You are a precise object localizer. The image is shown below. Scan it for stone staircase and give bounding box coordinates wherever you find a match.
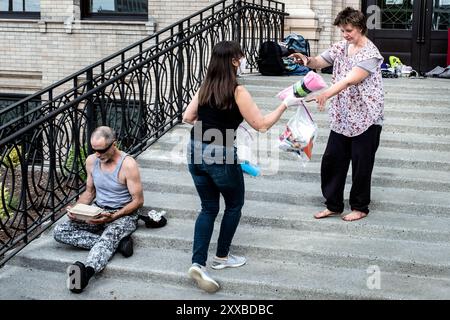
[1,74,449,300]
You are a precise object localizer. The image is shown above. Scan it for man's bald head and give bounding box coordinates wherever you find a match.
[91,126,116,145]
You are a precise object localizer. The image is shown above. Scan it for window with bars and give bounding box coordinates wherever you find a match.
[0,0,40,18]
[81,0,148,20]
[432,0,450,30]
[378,0,414,30]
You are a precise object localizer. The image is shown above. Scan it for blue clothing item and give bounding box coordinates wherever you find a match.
[92,151,132,209]
[187,140,245,266]
[283,58,311,75]
[240,161,261,177]
[283,33,310,56]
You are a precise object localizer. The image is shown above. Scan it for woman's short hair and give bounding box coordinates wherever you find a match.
[333,7,368,35]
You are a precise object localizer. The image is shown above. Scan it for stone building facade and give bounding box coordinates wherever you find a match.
[0,0,360,97]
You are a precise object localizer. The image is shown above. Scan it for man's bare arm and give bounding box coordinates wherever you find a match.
[289,52,331,70]
[110,157,144,220]
[77,155,96,204]
[67,155,96,220]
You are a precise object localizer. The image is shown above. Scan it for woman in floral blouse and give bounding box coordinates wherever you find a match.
[290,7,384,221]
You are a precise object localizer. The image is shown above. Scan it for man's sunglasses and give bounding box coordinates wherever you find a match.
[92,140,115,154]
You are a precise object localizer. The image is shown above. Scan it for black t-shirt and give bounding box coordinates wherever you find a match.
[190,98,243,148]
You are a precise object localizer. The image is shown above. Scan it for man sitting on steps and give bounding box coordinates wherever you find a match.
[53,126,144,293]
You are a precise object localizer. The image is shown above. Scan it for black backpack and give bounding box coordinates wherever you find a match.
[257,41,286,76]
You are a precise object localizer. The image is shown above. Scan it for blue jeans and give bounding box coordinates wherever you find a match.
[187,140,245,267]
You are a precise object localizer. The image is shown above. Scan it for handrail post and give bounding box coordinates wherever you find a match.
[19,102,28,244]
[48,89,56,221]
[86,68,95,154]
[138,44,146,149]
[177,22,184,123]
[235,0,242,44]
[73,76,80,197]
[154,34,161,139]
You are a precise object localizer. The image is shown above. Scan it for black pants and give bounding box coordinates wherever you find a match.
[321,125,382,214]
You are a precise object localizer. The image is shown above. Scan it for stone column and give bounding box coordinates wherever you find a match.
[283,0,321,54]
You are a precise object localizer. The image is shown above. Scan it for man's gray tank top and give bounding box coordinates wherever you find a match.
[92,151,132,209]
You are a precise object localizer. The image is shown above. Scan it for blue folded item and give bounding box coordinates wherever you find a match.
[283,57,310,75]
[240,161,261,177]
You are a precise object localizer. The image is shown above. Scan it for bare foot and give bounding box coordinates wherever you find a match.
[342,210,367,222]
[314,209,339,219]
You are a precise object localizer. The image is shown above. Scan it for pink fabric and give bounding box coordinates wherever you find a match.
[303,71,327,91]
[276,85,294,100]
[328,40,384,137]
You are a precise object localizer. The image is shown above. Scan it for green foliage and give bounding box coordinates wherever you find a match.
[5,146,21,169]
[0,183,10,220]
[66,143,88,182]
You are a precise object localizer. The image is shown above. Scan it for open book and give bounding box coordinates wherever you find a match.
[67,204,103,221]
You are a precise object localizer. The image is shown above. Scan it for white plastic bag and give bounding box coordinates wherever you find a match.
[236,124,261,176]
[279,101,318,165]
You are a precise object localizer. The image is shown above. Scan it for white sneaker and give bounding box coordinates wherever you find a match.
[188,263,220,293]
[211,254,246,270]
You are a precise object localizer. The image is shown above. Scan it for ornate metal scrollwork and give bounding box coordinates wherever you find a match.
[0,0,286,266]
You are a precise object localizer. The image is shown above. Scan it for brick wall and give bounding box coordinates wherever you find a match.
[39,21,148,87]
[149,0,211,30]
[309,0,362,55]
[0,0,225,94]
[310,0,334,55]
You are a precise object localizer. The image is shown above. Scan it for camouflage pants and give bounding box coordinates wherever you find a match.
[53,214,138,273]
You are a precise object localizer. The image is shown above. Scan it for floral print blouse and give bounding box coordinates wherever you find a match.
[327,39,384,137]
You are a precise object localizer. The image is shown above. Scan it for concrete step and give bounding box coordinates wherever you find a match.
[246,85,450,101]
[157,124,450,153]
[241,76,450,107]
[246,86,450,103]
[137,168,450,217]
[152,121,450,155]
[0,264,247,300]
[246,88,450,107]
[140,191,450,244]
[145,139,450,171]
[258,116,450,137]
[137,152,450,193]
[240,74,448,87]
[248,110,450,136]
[252,98,450,122]
[145,133,450,172]
[131,218,450,278]
[7,235,450,300]
[239,74,450,93]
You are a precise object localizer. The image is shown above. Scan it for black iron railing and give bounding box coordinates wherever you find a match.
[0,0,287,266]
